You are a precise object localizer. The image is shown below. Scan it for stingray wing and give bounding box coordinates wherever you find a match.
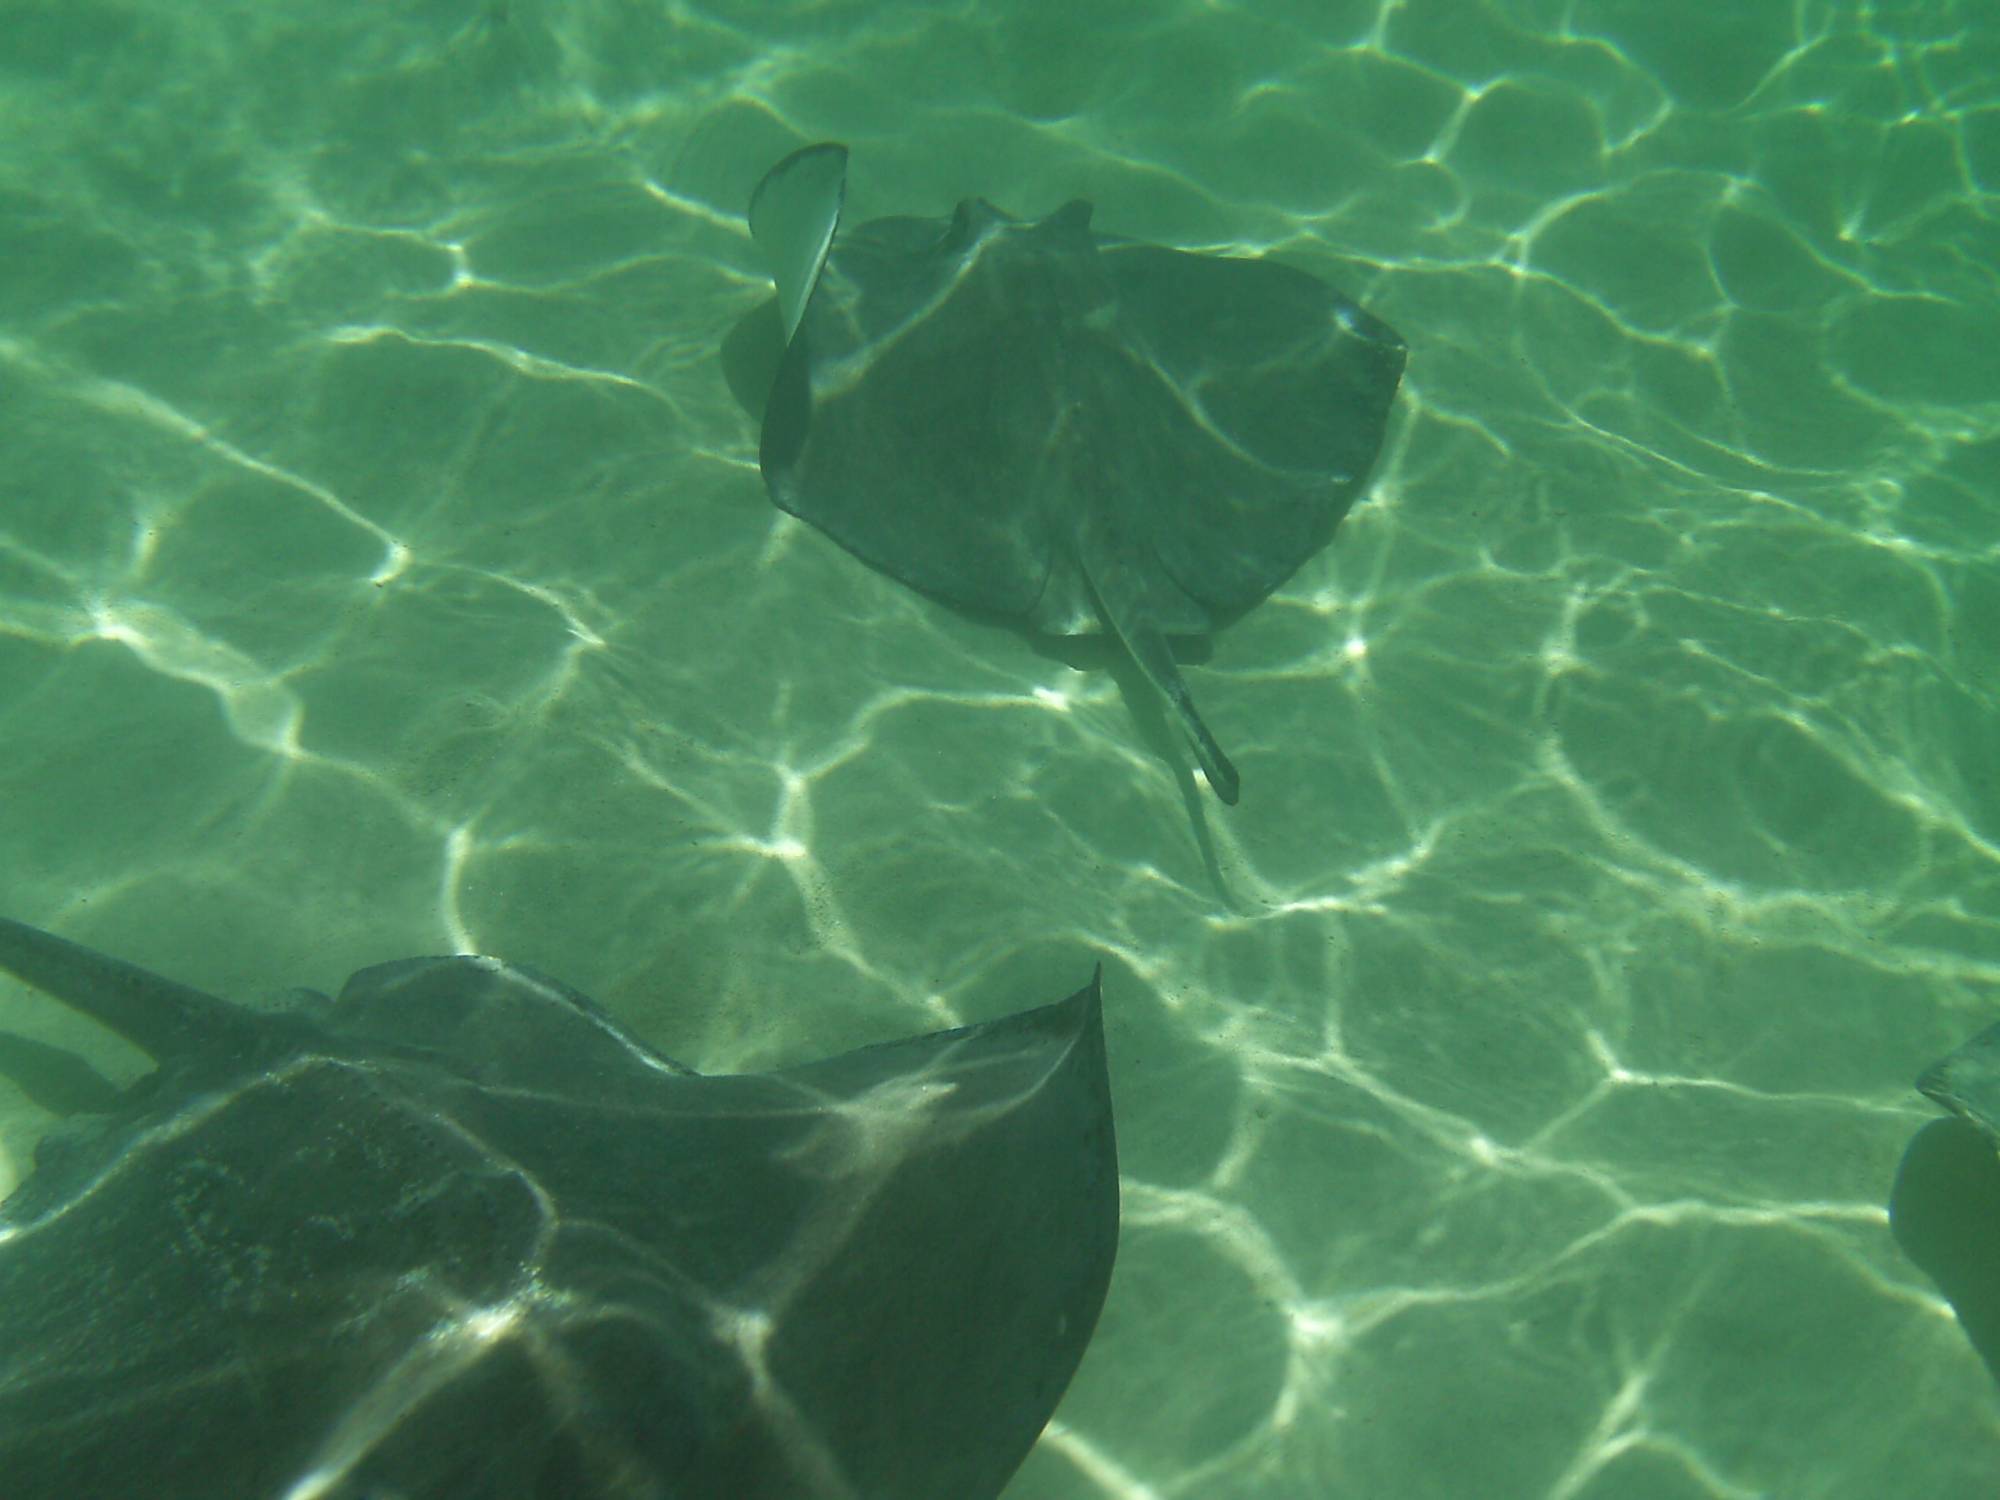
[1093,239,1407,621]
[0,917,1116,1500]
[746,970,1117,1499]
[759,188,1083,621]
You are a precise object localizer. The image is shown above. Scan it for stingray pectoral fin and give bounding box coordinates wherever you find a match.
[1891,1115,2000,1386]
[747,141,848,344]
[0,915,265,1063]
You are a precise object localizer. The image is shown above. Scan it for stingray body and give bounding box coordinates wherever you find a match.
[0,915,1117,1499]
[750,142,1407,803]
[1891,1020,2000,1387]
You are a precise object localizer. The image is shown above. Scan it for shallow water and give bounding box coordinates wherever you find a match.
[2,1,1998,1494]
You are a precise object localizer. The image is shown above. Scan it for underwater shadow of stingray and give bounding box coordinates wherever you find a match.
[726,143,1406,806]
[0,914,1116,1499]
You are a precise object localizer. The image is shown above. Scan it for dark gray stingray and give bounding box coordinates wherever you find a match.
[749,142,1407,804]
[1891,1020,2000,1387]
[0,915,1116,1499]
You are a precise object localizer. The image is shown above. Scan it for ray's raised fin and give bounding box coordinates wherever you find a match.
[749,141,848,343]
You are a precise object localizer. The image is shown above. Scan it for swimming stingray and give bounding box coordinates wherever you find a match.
[0,914,1116,1499]
[748,143,1406,804]
[1892,1019,2000,1388]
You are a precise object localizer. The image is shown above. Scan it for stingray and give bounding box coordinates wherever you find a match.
[0,914,1117,1499]
[748,142,1406,804]
[1891,1019,2000,1388]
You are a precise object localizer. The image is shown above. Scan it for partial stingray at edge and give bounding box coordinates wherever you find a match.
[1892,1019,2000,1389]
[747,142,1407,804]
[0,914,1117,1499]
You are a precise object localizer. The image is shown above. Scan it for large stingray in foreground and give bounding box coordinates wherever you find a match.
[749,142,1407,804]
[0,915,1116,1499]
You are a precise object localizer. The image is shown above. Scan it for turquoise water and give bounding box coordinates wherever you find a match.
[3,0,1998,1494]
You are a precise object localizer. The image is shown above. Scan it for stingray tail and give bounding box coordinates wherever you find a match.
[1120,618,1241,804]
[1080,534,1241,803]
[0,915,264,1063]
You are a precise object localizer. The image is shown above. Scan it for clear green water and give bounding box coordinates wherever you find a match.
[3,0,1998,1495]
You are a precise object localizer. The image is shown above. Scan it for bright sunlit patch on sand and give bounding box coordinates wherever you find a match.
[1287,1303,1346,1345]
[371,542,413,585]
[715,1303,775,1360]
[86,602,308,756]
[459,1303,521,1343]
[1586,1031,1637,1083]
[441,824,479,955]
